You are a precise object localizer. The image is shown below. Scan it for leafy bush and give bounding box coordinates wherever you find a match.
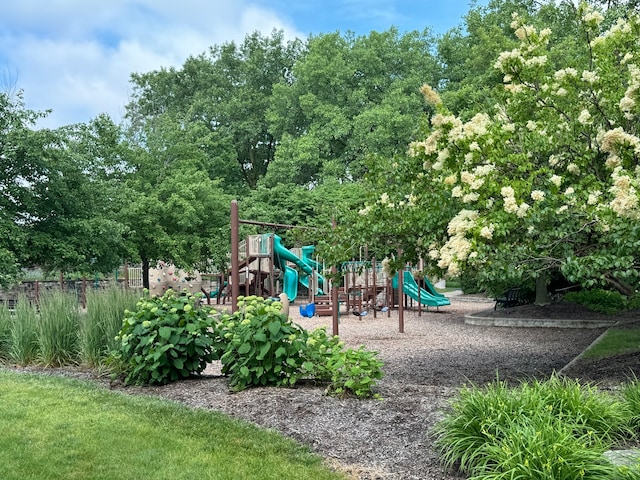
[625,295,640,311]
[213,296,312,391]
[434,375,633,478]
[113,289,217,385]
[564,289,627,314]
[213,295,383,397]
[324,345,384,398]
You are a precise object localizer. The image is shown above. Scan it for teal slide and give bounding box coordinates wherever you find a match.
[273,235,324,302]
[282,266,299,302]
[392,270,451,308]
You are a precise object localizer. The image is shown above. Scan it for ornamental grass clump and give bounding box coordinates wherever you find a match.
[112,289,217,385]
[0,303,11,360]
[36,290,80,366]
[434,375,634,479]
[80,286,139,366]
[621,379,640,431]
[8,295,38,365]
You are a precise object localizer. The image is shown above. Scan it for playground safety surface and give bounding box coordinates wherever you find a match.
[9,295,640,480]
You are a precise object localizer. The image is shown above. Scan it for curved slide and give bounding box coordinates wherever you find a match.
[393,270,451,308]
[273,235,324,302]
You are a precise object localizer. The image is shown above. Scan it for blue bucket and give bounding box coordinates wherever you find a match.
[299,303,316,318]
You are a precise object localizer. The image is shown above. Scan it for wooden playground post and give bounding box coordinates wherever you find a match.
[81,277,87,309]
[231,200,240,313]
[372,257,377,318]
[398,263,405,333]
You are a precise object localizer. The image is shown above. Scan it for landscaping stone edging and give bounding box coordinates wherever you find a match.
[464,313,616,329]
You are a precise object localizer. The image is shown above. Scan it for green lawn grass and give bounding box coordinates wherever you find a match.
[0,369,345,480]
[582,325,640,360]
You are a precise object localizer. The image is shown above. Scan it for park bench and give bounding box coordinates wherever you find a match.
[494,287,522,310]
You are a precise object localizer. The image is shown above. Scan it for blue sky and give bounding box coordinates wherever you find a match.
[0,1,485,129]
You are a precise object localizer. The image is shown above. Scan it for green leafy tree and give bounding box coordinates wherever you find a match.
[121,113,231,288]
[0,93,129,282]
[22,115,133,275]
[265,28,441,187]
[127,30,303,192]
[0,90,43,284]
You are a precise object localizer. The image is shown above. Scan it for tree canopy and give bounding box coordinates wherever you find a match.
[351,2,640,300]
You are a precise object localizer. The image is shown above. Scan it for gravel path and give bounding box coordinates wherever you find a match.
[98,296,606,480]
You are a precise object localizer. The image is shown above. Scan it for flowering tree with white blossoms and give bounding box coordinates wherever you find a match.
[360,4,640,301]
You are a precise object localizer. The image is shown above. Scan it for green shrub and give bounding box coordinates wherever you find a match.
[434,375,633,478]
[565,289,627,314]
[213,295,383,397]
[324,345,384,398]
[625,294,640,311]
[213,296,311,391]
[113,289,217,385]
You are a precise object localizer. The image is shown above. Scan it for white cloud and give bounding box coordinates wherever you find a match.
[0,1,304,128]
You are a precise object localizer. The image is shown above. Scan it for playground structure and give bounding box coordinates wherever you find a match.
[227,233,325,302]
[147,262,203,296]
[228,200,451,334]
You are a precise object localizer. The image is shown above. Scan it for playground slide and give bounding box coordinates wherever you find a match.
[422,276,447,298]
[301,245,325,292]
[282,265,299,303]
[393,271,451,308]
[273,235,323,301]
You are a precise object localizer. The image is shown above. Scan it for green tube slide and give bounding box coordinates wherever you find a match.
[282,266,299,303]
[392,270,450,308]
[273,235,324,302]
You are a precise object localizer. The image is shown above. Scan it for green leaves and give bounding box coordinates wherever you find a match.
[211,295,383,397]
[113,289,217,385]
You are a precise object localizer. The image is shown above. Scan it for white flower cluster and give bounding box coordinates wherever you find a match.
[447,209,479,236]
[550,175,563,187]
[620,64,639,120]
[501,185,518,214]
[581,70,599,84]
[609,167,639,217]
[531,190,545,202]
[480,223,495,240]
[358,205,372,216]
[591,17,633,48]
[554,68,578,81]
[582,9,604,26]
[601,127,640,160]
[578,109,592,125]
[408,129,441,157]
[420,84,442,106]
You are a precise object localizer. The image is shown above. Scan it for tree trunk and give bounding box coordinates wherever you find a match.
[605,276,634,297]
[142,257,150,290]
[534,275,550,306]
